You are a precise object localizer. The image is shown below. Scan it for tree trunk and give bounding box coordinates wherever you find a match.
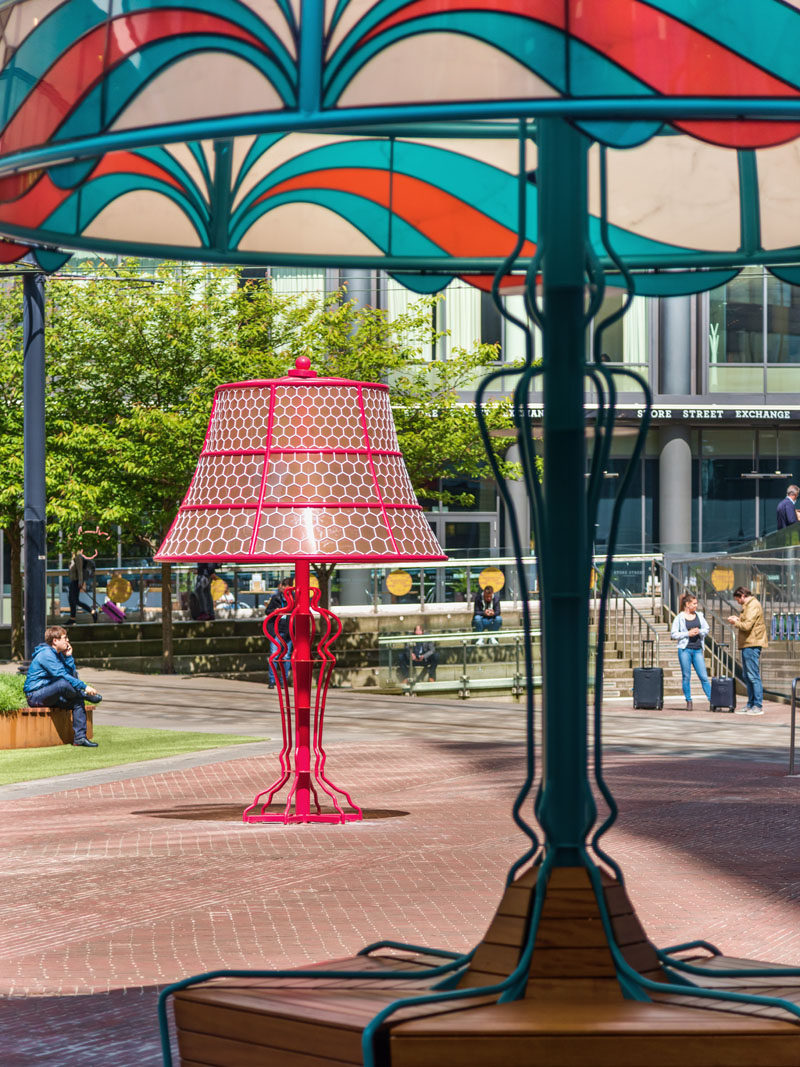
[312,563,336,610]
[7,522,23,660]
[161,560,175,673]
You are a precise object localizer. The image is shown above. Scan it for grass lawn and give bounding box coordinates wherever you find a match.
[0,725,266,785]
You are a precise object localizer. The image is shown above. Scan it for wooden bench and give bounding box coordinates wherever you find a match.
[170,865,800,1065]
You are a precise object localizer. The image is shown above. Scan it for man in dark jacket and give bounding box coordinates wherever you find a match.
[473,584,502,644]
[24,626,102,746]
[777,485,799,530]
[398,624,439,683]
[265,576,293,688]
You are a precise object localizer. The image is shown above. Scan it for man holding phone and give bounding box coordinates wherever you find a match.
[24,625,102,746]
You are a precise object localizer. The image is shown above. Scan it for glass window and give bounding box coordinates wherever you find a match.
[588,290,649,370]
[700,430,757,550]
[440,477,496,512]
[708,268,765,393]
[444,520,491,557]
[766,276,800,364]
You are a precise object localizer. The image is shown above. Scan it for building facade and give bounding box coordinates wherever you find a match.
[266,265,800,560]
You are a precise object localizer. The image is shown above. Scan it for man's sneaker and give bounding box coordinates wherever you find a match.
[475,636,486,646]
[72,738,99,747]
[86,692,102,703]
[489,636,499,645]
[745,706,764,715]
[734,706,753,714]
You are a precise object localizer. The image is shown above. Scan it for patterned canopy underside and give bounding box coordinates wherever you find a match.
[1,2,800,291]
[155,377,446,562]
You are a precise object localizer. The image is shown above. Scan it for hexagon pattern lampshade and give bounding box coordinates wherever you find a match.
[155,358,445,563]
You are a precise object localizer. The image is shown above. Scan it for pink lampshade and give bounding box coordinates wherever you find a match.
[155,357,446,563]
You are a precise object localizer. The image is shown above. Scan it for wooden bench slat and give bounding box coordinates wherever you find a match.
[389,1031,800,1067]
[389,996,800,1034]
[180,1029,360,1067]
[178,986,401,1026]
[176,999,371,1062]
[526,946,618,979]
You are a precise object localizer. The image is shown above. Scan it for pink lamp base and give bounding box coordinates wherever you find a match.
[242,566,363,826]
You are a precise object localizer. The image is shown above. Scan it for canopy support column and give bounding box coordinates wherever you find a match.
[536,119,596,864]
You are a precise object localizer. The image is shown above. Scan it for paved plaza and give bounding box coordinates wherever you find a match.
[0,669,798,1065]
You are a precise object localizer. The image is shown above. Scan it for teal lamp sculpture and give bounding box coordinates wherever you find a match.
[0,2,797,1063]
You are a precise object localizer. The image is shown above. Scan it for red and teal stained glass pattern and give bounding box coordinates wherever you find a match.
[2,2,800,285]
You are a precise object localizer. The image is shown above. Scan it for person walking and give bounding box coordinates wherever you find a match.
[670,592,711,710]
[24,626,102,746]
[265,576,293,688]
[727,586,768,715]
[776,484,800,530]
[472,584,503,645]
[398,624,439,683]
[193,561,217,620]
[68,550,98,624]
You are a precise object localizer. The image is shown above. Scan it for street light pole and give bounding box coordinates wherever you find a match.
[23,270,47,660]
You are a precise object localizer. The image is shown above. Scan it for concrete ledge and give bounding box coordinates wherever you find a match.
[0,707,94,749]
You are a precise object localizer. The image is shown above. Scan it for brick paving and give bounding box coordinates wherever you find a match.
[0,669,798,1065]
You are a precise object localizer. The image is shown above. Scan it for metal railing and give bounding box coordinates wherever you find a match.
[1,552,665,625]
[377,629,535,699]
[593,566,661,668]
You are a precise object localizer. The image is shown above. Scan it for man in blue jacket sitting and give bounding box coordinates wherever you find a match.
[24,626,102,747]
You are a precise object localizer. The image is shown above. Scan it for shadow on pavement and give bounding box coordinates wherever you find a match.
[131,803,410,821]
[0,988,171,1066]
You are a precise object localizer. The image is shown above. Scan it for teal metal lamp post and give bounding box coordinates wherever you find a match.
[2,2,800,1060]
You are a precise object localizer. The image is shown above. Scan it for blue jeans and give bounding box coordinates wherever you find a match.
[741,646,763,708]
[268,637,292,685]
[678,647,711,701]
[25,679,87,742]
[473,615,502,632]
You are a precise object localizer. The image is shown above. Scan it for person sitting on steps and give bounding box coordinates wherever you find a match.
[473,584,503,645]
[398,624,439,684]
[23,626,102,747]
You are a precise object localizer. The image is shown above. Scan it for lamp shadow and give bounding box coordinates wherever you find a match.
[131,803,409,821]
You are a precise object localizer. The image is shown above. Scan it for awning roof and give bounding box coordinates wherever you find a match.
[2,1,800,293]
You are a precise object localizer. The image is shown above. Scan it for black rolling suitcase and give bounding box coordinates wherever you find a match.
[710,646,736,712]
[632,639,663,710]
[710,677,736,712]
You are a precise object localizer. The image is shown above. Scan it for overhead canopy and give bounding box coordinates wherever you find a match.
[2,1,800,292]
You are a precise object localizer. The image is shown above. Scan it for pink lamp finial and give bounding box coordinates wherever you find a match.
[289,355,317,378]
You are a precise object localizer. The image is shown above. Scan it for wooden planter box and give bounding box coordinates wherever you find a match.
[0,707,94,749]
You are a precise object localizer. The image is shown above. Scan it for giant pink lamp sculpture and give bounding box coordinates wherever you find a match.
[155,356,445,824]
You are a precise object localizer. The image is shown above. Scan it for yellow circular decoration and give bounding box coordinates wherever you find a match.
[710,567,734,592]
[106,574,132,604]
[210,576,228,602]
[385,570,413,596]
[478,567,505,593]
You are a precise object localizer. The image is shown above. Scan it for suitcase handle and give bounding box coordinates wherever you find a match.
[641,638,655,669]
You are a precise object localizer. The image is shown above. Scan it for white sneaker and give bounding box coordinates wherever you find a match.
[489,636,499,645]
[476,636,486,646]
[745,706,764,715]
